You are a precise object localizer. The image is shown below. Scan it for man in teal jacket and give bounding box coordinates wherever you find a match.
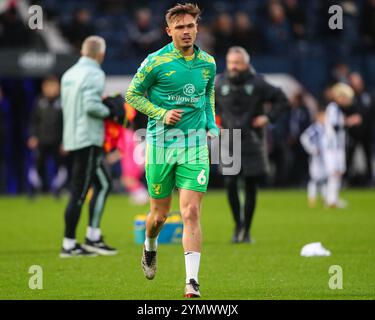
[60,36,117,257]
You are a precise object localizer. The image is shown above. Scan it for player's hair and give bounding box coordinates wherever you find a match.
[227,46,251,65]
[317,103,327,112]
[81,36,106,58]
[331,82,354,100]
[165,3,201,25]
[42,75,59,84]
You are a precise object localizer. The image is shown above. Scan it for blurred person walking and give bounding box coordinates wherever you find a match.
[216,47,289,243]
[27,76,67,197]
[60,36,123,257]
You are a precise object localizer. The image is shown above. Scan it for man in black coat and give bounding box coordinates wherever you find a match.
[346,72,374,185]
[215,46,289,243]
[28,76,66,195]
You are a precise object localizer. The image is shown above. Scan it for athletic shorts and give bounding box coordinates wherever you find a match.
[145,143,210,199]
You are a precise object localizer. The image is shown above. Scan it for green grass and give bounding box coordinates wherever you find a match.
[0,190,374,300]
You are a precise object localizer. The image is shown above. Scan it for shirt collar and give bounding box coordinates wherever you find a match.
[169,42,200,59]
[78,56,101,68]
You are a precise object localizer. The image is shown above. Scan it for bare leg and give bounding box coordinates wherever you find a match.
[179,189,204,252]
[146,196,172,238]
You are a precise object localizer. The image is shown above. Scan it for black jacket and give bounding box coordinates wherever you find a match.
[30,96,63,146]
[215,69,289,177]
[345,91,375,140]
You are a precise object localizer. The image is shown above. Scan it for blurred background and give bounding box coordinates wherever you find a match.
[0,0,374,195]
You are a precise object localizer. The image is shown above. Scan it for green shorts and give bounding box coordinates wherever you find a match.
[145,144,210,199]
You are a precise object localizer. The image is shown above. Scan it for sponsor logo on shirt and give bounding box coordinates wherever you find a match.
[167,84,199,104]
[183,84,195,96]
[165,70,176,76]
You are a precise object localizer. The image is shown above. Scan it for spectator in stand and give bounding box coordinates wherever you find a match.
[283,0,307,40]
[127,8,163,57]
[212,13,234,57]
[97,0,126,15]
[195,23,215,54]
[62,8,95,52]
[264,1,292,54]
[362,0,375,51]
[330,63,351,85]
[232,12,263,55]
[341,0,360,54]
[0,5,32,48]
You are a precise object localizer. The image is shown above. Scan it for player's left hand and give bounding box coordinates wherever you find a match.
[207,127,220,138]
[59,144,68,156]
[252,115,269,128]
[207,131,216,139]
[346,114,362,127]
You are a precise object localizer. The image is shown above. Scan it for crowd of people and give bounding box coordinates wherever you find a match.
[0,61,374,196]
[0,0,375,195]
[1,0,375,59]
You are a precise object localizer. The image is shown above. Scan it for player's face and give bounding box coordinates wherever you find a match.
[317,111,326,124]
[97,51,105,64]
[226,52,249,77]
[42,81,60,98]
[166,14,198,51]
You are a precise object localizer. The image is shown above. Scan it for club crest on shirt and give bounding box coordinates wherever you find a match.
[221,85,230,96]
[152,184,162,195]
[244,85,254,95]
[202,68,210,80]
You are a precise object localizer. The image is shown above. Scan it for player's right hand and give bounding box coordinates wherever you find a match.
[165,109,183,125]
[345,114,362,127]
[27,136,38,150]
[252,115,269,128]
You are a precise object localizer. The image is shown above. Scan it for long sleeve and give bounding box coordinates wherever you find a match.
[82,71,110,119]
[126,56,168,122]
[261,80,289,123]
[300,125,319,155]
[205,63,220,136]
[29,102,39,137]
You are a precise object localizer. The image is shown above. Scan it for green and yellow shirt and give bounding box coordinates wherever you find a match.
[126,42,218,148]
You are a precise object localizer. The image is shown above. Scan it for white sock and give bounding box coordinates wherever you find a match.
[63,238,76,250]
[144,235,158,252]
[86,227,101,242]
[185,252,201,284]
[326,175,341,205]
[307,180,317,200]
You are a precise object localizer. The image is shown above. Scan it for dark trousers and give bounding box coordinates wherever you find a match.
[64,146,111,239]
[346,136,373,184]
[35,144,65,192]
[0,152,5,193]
[225,175,259,236]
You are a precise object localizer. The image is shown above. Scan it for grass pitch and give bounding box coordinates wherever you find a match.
[0,189,374,300]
